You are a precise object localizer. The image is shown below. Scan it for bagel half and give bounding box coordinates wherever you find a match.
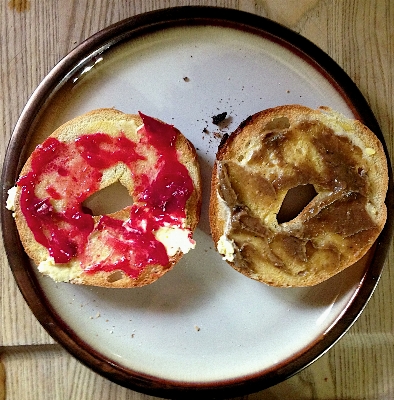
[8,109,201,288]
[209,105,388,287]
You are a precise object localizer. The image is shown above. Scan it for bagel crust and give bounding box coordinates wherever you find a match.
[8,109,201,288]
[210,105,388,287]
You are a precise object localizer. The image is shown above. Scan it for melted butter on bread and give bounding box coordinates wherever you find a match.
[38,257,81,283]
[155,225,195,257]
[217,235,235,262]
[6,186,17,212]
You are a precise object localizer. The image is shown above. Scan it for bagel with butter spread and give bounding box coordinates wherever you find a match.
[209,105,388,287]
[7,109,201,288]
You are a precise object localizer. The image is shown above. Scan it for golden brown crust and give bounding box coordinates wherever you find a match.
[210,105,388,287]
[12,108,201,288]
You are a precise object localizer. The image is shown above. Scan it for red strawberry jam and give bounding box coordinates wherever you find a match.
[17,113,194,278]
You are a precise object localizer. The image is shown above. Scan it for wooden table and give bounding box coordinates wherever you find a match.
[1,1,393,399]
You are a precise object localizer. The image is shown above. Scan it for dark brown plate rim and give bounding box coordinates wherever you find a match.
[1,6,393,399]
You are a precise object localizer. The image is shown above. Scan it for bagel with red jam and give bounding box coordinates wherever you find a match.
[8,109,201,288]
[210,105,388,287]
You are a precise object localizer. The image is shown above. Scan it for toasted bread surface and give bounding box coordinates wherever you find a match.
[11,108,201,288]
[210,105,388,287]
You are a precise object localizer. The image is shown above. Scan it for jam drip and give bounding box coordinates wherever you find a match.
[18,113,194,278]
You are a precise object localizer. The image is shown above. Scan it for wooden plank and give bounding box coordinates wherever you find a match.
[0,0,393,398]
[1,331,393,399]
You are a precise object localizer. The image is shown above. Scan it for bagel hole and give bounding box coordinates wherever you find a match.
[107,271,124,283]
[277,184,317,224]
[264,117,290,130]
[82,182,133,216]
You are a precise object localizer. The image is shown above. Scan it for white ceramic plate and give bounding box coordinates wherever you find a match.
[2,7,392,399]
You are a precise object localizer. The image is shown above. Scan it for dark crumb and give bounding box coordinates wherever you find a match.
[203,127,209,134]
[183,76,190,82]
[213,131,223,139]
[212,112,227,125]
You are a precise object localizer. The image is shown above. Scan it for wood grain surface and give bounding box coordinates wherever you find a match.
[1,0,393,399]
